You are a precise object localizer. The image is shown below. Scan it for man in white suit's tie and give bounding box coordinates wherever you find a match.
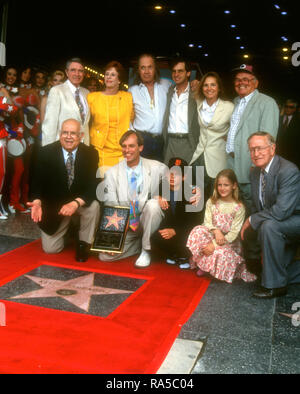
[41,57,90,146]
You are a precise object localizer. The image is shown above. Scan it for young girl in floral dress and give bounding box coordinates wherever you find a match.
[187,169,256,283]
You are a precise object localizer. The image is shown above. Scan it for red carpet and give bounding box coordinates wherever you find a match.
[0,241,210,374]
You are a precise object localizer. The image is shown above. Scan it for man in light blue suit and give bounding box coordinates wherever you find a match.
[226,64,279,212]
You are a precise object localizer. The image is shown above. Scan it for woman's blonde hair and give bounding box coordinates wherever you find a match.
[211,169,242,204]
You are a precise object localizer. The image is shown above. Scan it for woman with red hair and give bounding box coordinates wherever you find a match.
[87,61,134,177]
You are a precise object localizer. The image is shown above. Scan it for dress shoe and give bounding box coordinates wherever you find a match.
[75,241,90,262]
[135,249,151,268]
[253,286,287,299]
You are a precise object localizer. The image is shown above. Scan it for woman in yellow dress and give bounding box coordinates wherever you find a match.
[87,61,134,177]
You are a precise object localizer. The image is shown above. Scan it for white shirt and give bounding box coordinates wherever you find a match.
[126,159,143,200]
[226,90,256,153]
[66,79,88,117]
[200,99,220,126]
[168,83,190,134]
[129,78,172,135]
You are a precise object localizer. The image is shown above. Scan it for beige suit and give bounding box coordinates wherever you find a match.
[41,80,90,146]
[98,157,168,260]
[190,99,234,178]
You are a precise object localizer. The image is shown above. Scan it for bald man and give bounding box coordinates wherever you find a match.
[28,119,100,262]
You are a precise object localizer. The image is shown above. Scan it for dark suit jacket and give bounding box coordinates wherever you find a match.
[250,155,300,231]
[276,113,300,168]
[30,141,99,235]
[162,84,199,159]
[157,182,200,240]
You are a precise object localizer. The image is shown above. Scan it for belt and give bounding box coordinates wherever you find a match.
[168,133,188,139]
[229,152,235,158]
[139,131,162,139]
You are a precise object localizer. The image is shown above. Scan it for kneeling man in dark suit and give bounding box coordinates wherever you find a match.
[241,131,300,299]
[28,118,100,262]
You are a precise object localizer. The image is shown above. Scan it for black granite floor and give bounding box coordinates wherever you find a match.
[0,216,299,374]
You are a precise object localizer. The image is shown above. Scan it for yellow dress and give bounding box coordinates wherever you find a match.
[87,90,134,176]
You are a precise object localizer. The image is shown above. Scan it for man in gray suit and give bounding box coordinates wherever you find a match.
[226,64,279,212]
[241,132,300,299]
[42,57,90,146]
[162,58,199,165]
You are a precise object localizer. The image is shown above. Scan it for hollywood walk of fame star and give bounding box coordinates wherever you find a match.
[105,210,123,230]
[10,273,133,312]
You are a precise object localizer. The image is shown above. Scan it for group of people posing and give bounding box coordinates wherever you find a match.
[1,54,300,300]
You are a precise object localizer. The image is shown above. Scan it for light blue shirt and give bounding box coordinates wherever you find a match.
[226,90,256,153]
[129,78,172,135]
[126,159,143,200]
[62,147,78,164]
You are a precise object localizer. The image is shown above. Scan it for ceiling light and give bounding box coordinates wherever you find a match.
[224,10,230,14]
[154,5,162,10]
[240,46,245,49]
[274,4,280,9]
[180,23,186,28]
[189,44,194,47]
[230,24,236,28]
[169,10,176,14]
[198,45,203,48]
[236,36,241,40]
[282,48,289,52]
[283,56,289,60]
[281,11,287,15]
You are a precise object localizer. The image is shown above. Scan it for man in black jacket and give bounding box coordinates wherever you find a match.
[28,118,100,262]
[151,157,201,268]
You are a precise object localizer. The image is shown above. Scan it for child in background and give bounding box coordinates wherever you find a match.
[187,169,256,283]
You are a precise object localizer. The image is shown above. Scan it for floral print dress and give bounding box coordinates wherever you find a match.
[187,199,257,283]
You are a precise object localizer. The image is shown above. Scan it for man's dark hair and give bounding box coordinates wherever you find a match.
[66,57,85,70]
[119,130,144,146]
[170,57,192,73]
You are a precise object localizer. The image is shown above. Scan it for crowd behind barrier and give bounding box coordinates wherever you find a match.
[0,55,300,299]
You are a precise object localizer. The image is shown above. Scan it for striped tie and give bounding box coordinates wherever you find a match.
[75,88,85,123]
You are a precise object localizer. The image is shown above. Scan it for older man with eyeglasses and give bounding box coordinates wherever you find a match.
[226,64,279,213]
[241,132,300,299]
[28,119,100,262]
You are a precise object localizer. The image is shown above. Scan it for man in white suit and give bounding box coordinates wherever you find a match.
[98,130,168,267]
[42,58,90,146]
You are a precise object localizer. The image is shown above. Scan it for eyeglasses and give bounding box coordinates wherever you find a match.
[234,77,255,84]
[249,145,272,154]
[61,131,80,137]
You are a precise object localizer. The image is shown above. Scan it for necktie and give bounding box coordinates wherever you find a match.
[261,169,266,208]
[129,171,140,231]
[282,116,289,130]
[66,152,74,188]
[75,88,85,123]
